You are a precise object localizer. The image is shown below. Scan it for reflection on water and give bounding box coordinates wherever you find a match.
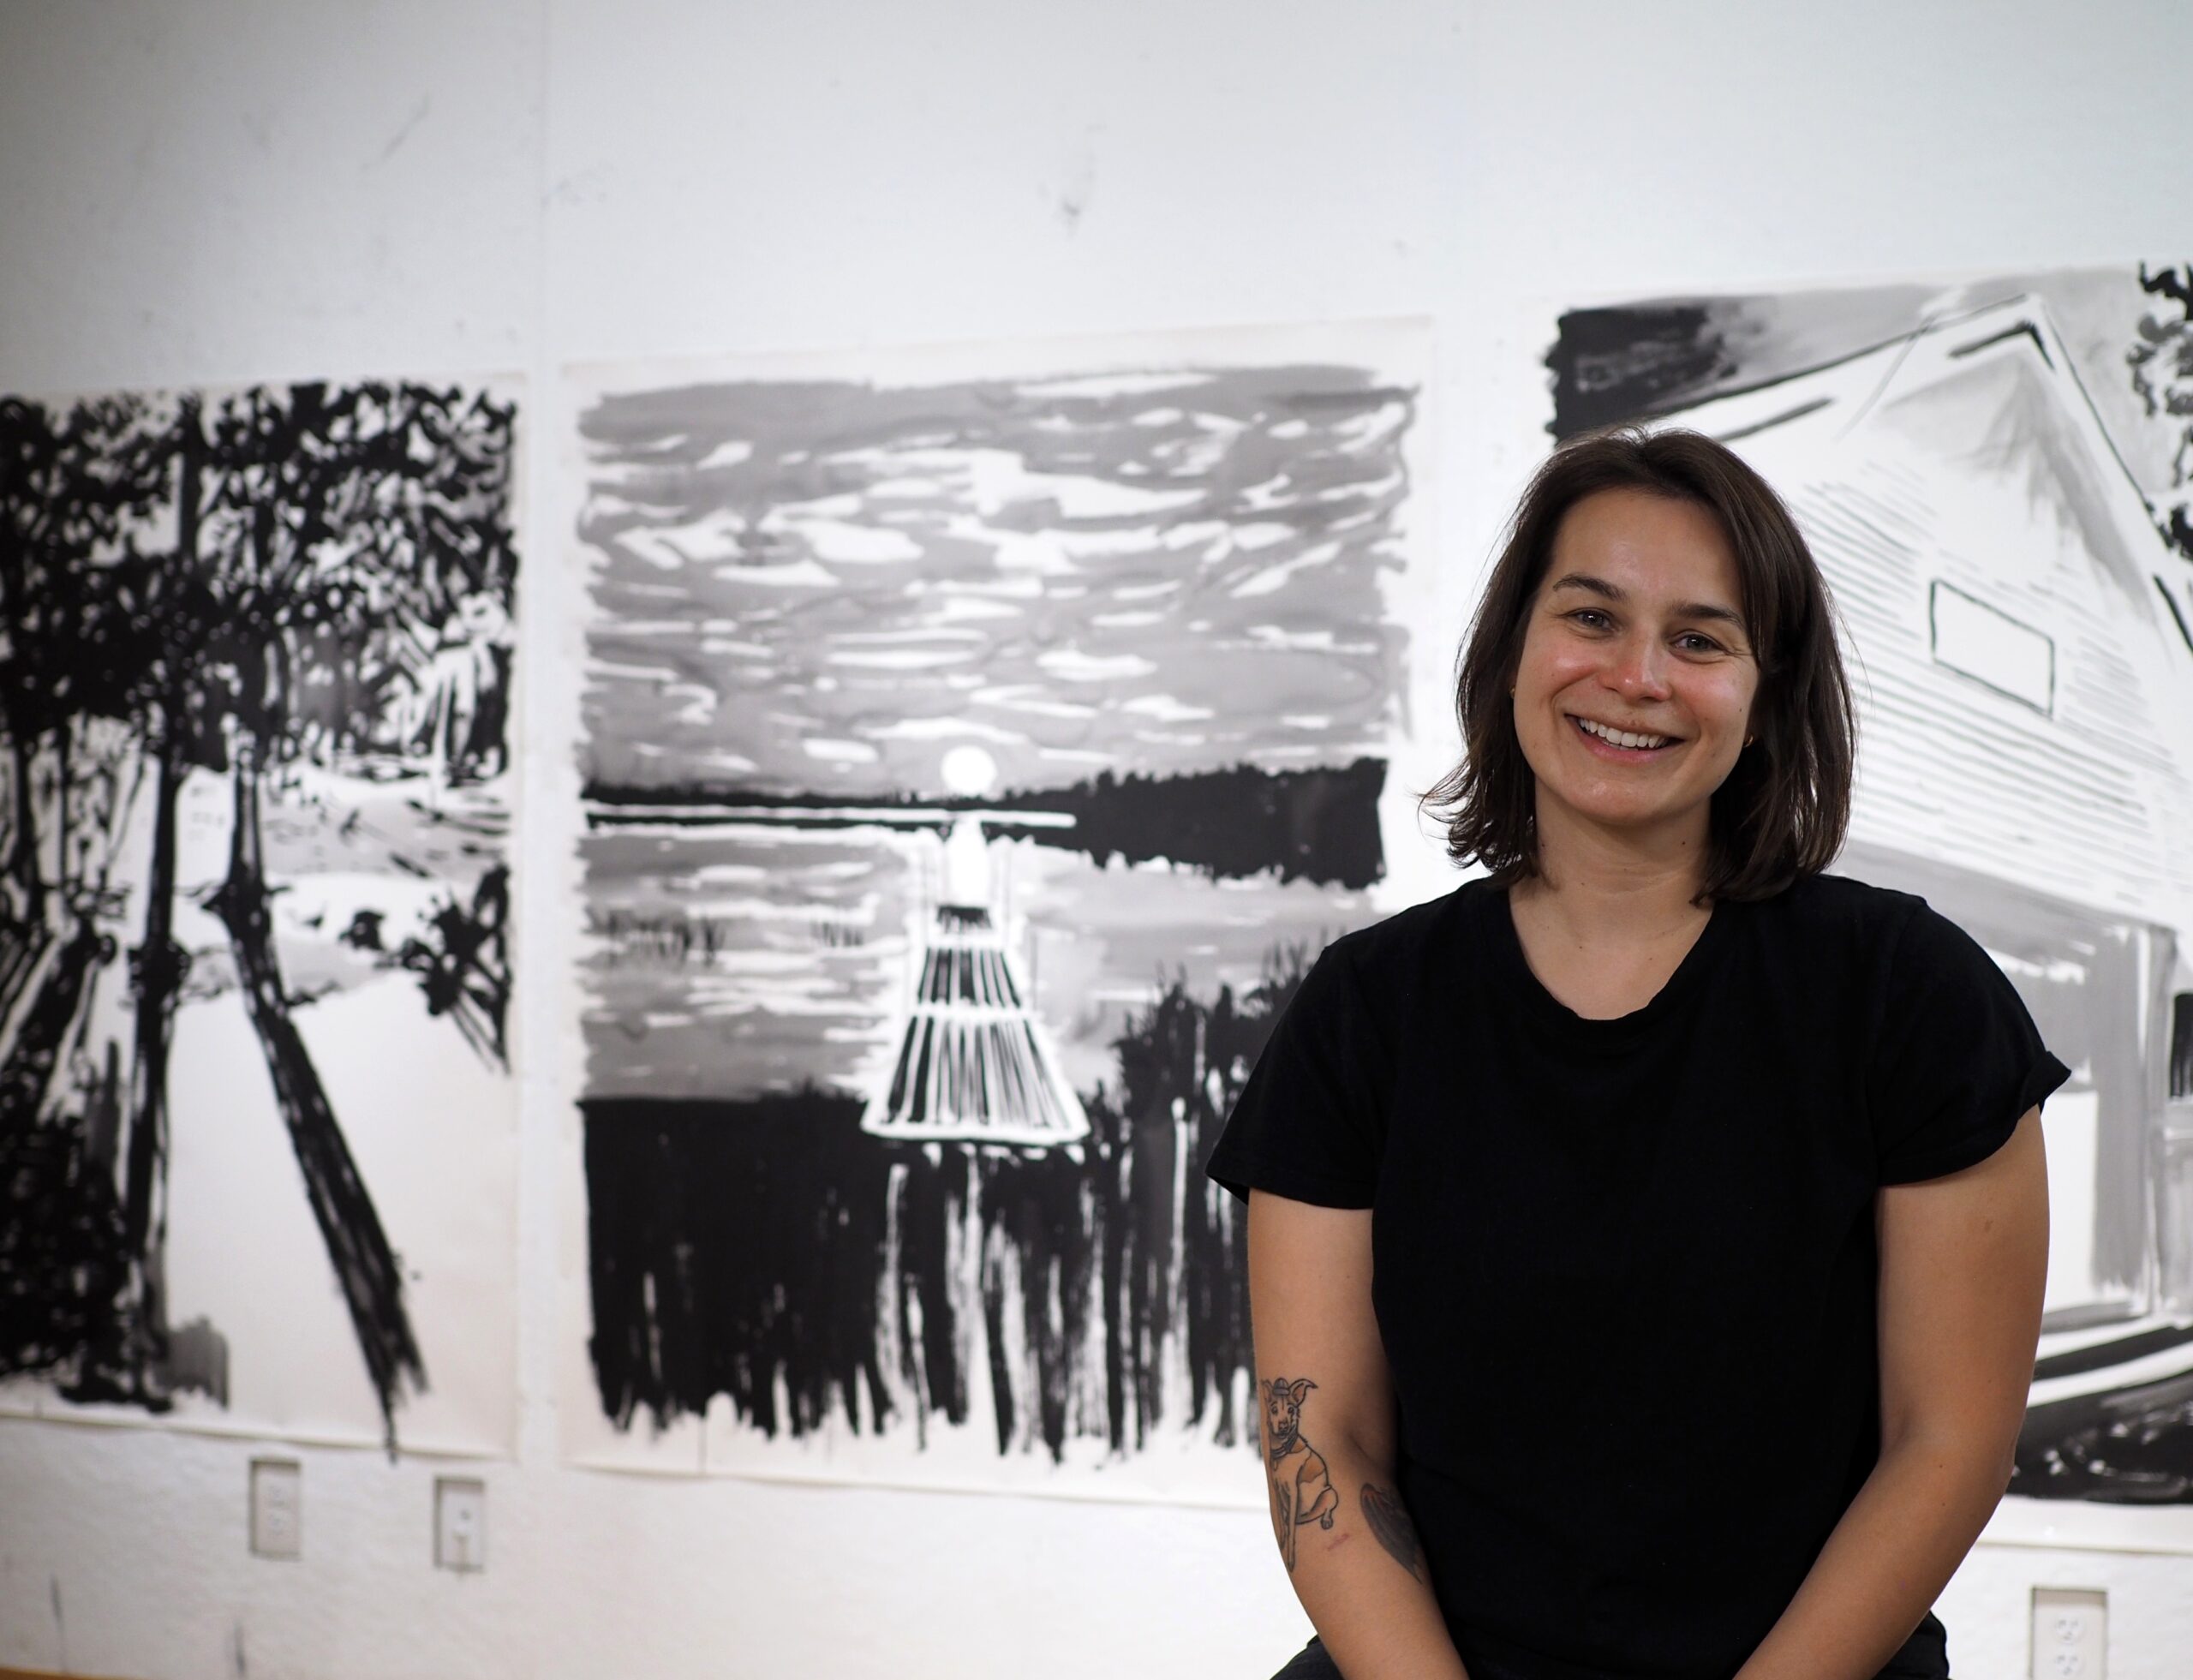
[579,823,1369,1101]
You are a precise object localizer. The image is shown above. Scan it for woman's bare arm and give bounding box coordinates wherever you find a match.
[1734,1106,2050,1680]
[1249,1189,1469,1680]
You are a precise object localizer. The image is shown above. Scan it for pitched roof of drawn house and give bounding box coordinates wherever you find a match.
[1645,295,2193,936]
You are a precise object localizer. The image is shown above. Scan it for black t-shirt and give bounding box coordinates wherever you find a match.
[1207,871,2070,1680]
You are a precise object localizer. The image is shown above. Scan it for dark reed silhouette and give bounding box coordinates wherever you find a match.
[584,948,1314,1462]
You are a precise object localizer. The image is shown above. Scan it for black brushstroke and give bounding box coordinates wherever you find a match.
[997,760,1386,890]
[583,756,1389,890]
[206,746,425,1440]
[583,952,1306,1457]
[2139,262,2193,316]
[394,864,511,1065]
[583,1089,897,1441]
[1545,304,1736,439]
[0,1062,130,1382]
[2166,506,2193,564]
[2154,577,2193,656]
[2130,263,2193,558]
[1545,296,1981,442]
[2171,992,2192,1102]
[0,924,112,1122]
[1948,321,2054,369]
[116,721,191,1386]
[1713,398,1835,445]
[2033,1322,2193,1382]
[2013,1370,2193,1503]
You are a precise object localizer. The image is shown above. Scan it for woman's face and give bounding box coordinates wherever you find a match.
[1510,487,1760,857]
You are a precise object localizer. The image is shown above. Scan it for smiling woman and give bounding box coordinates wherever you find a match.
[1513,488,1760,857]
[1425,427,1855,907]
[1208,427,2065,1680]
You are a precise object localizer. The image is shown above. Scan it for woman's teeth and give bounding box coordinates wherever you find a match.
[1574,717,1672,750]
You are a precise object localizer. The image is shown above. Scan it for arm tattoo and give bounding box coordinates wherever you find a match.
[1359,1481,1425,1582]
[1262,1377,1341,1573]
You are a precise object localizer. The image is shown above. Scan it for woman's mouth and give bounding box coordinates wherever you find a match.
[1569,714,1678,755]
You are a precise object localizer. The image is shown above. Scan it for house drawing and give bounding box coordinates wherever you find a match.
[1641,296,2193,1416]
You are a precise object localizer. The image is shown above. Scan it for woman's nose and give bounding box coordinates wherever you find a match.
[1605,635,1672,699]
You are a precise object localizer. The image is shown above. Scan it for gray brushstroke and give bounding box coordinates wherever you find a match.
[577,365,1413,799]
[1871,332,2159,613]
[1844,841,2152,1297]
[370,94,432,167]
[159,1315,231,1405]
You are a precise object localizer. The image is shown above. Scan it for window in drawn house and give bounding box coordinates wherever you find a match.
[1929,580,2054,714]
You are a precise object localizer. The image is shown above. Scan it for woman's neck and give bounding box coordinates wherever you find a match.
[1517,803,1712,945]
[1506,808,1717,1019]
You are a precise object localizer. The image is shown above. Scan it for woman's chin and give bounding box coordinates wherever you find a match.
[1542,793,1710,846]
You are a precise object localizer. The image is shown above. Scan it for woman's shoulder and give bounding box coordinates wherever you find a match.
[1320,875,1490,978]
[1757,868,1932,941]
[1751,871,2007,1002]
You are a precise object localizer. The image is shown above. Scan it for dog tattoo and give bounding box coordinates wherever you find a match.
[1263,1376,1341,1572]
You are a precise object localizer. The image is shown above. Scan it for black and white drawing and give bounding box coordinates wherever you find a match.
[1540,265,2193,1542]
[0,378,521,1451]
[565,326,1430,1494]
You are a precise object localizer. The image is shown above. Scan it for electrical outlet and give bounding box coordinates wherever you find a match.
[2030,1586,2106,1680]
[434,1476,486,1573]
[249,1458,302,1560]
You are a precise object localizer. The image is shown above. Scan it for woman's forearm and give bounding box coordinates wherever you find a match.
[1268,1426,1470,1680]
[1733,1432,2011,1680]
[1246,1197,1467,1677]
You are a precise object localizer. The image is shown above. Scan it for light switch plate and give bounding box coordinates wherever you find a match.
[2031,1586,2106,1679]
[249,1458,302,1560]
[434,1476,486,1572]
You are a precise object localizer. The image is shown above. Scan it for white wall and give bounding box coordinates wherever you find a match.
[3,2,2191,1675]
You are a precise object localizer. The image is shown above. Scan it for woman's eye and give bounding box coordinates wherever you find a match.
[1676,632,1722,654]
[1568,609,1611,630]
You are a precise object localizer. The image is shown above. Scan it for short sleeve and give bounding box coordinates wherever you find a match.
[1868,900,2071,1185]
[1204,941,1387,1208]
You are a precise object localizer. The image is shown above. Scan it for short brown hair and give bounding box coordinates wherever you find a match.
[1418,426,1854,903]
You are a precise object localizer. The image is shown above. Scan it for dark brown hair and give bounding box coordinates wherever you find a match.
[1418,426,1854,902]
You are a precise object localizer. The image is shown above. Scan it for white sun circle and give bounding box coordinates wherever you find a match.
[940,744,998,798]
